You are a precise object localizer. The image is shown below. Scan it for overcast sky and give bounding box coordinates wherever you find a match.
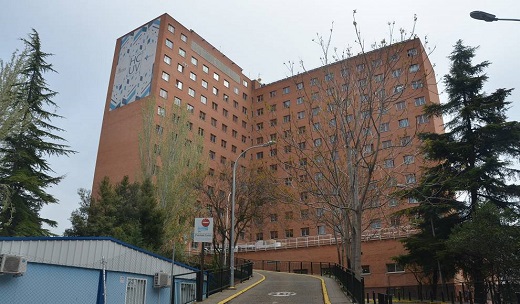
[2,0,519,235]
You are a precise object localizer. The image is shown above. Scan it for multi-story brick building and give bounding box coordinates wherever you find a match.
[93,13,443,290]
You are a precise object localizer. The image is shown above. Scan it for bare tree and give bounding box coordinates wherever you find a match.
[139,97,207,257]
[199,162,292,267]
[255,13,439,278]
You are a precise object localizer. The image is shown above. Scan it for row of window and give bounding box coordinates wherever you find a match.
[361,263,405,275]
[255,225,326,240]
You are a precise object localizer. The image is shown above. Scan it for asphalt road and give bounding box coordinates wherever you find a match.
[228,270,325,304]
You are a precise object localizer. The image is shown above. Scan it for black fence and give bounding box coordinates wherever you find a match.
[330,264,365,304]
[172,261,254,303]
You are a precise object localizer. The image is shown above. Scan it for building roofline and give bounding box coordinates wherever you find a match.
[0,236,197,271]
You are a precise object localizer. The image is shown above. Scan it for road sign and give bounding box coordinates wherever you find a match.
[194,218,214,243]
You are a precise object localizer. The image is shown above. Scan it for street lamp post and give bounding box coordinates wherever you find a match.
[229,140,275,288]
[470,11,520,22]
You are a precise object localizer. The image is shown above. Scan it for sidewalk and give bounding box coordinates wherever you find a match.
[200,271,353,304]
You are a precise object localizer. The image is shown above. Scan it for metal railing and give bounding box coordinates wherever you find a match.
[330,264,365,304]
[233,227,419,253]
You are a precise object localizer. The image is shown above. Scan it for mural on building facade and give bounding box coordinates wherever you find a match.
[110,18,160,110]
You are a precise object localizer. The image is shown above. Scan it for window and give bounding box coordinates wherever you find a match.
[269,213,278,222]
[391,69,402,78]
[233,115,238,123]
[187,104,194,113]
[157,106,165,117]
[164,55,171,65]
[189,72,196,81]
[407,48,418,57]
[180,33,187,42]
[382,140,392,149]
[314,138,322,147]
[386,263,405,273]
[416,114,429,124]
[380,122,390,132]
[159,89,168,99]
[393,85,405,94]
[201,79,208,89]
[398,118,409,128]
[297,111,305,120]
[202,65,209,73]
[362,265,371,274]
[389,198,398,207]
[363,144,373,154]
[176,80,183,90]
[325,73,334,81]
[188,88,195,97]
[209,134,216,143]
[370,219,382,229]
[220,156,226,164]
[256,122,263,130]
[298,141,306,150]
[256,108,264,116]
[126,278,146,304]
[285,229,294,238]
[283,115,291,123]
[222,124,228,132]
[409,64,419,73]
[358,78,367,87]
[223,79,229,88]
[234,87,239,94]
[389,53,399,62]
[178,48,186,57]
[301,227,310,236]
[198,127,204,136]
[210,117,217,127]
[270,119,277,127]
[241,120,247,129]
[232,130,237,138]
[310,77,318,86]
[414,96,426,106]
[412,80,423,89]
[270,148,277,157]
[313,122,321,131]
[284,145,291,153]
[213,72,219,81]
[242,80,248,87]
[296,82,304,90]
[296,97,304,105]
[282,86,290,94]
[372,58,382,67]
[270,231,278,239]
[356,63,365,72]
[190,56,197,65]
[374,73,384,82]
[156,124,163,135]
[211,102,218,111]
[198,96,206,106]
[174,96,181,106]
[212,87,218,96]
[283,100,290,108]
[408,197,418,204]
[242,106,247,114]
[400,136,411,146]
[221,140,227,148]
[384,159,395,168]
[167,24,175,33]
[396,101,406,110]
[405,173,416,184]
[404,155,415,164]
[318,225,326,235]
[241,135,246,143]
[162,71,170,81]
[165,39,173,49]
[222,108,228,117]
[256,233,263,241]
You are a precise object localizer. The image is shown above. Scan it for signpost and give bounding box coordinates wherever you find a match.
[194,218,213,301]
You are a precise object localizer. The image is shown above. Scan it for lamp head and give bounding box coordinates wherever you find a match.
[470,11,498,22]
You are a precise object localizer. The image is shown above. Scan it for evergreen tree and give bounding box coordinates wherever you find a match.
[65,177,165,254]
[398,40,520,304]
[0,30,75,236]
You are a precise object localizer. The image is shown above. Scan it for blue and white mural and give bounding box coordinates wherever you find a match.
[110,18,160,110]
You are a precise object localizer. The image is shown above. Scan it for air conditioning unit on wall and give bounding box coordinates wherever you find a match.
[0,254,27,275]
[153,272,171,288]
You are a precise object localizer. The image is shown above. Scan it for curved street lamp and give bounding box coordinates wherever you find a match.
[229,140,276,288]
[470,11,520,22]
